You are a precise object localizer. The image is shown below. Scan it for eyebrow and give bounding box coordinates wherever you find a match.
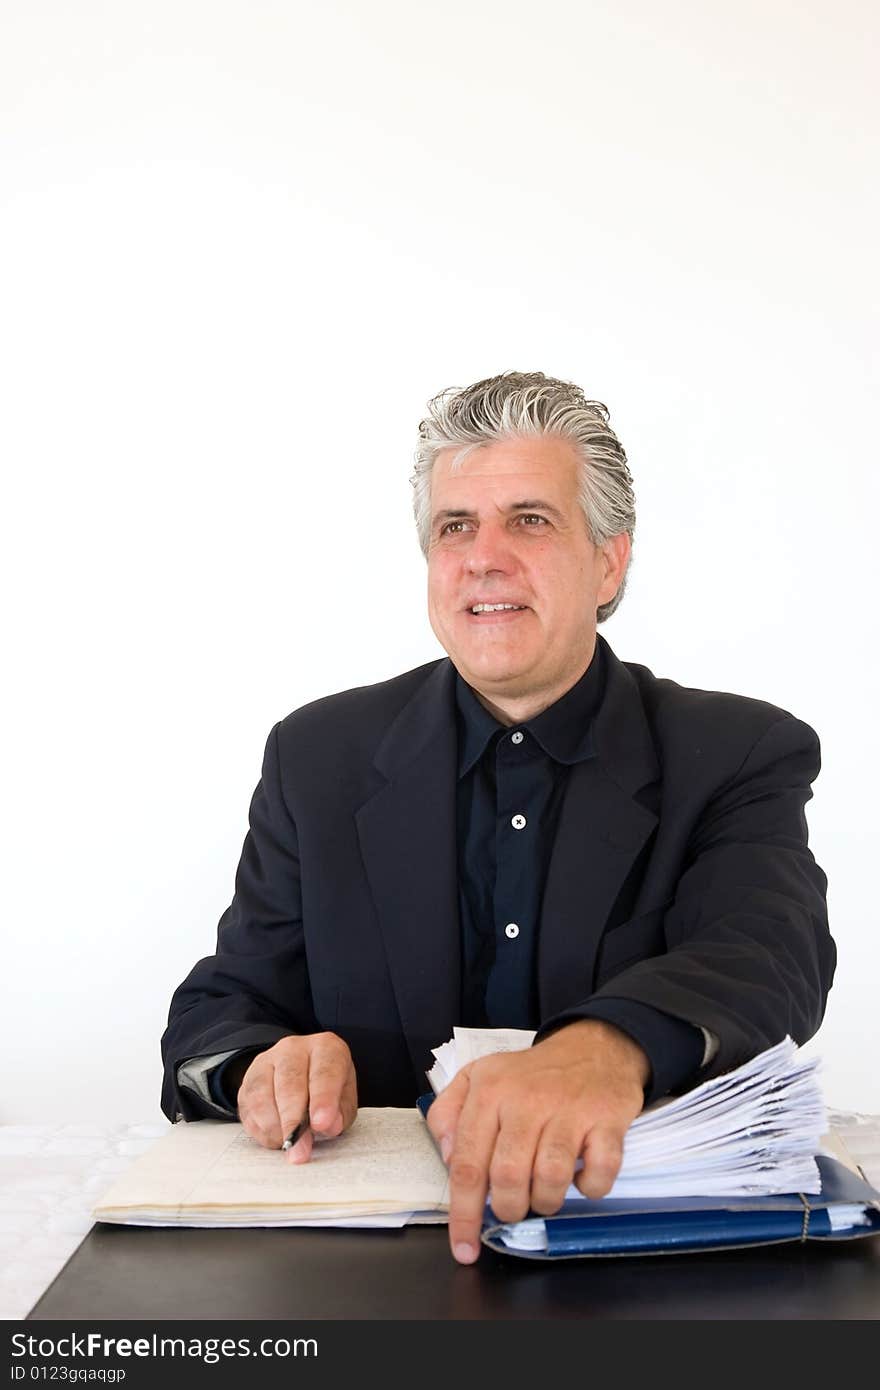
[432,499,567,527]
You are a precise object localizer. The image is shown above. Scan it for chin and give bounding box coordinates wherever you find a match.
[462,659,530,690]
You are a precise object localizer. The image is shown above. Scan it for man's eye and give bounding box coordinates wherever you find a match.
[440,520,471,535]
[516,514,547,527]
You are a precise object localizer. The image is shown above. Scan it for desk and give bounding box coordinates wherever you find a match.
[26,1220,880,1320]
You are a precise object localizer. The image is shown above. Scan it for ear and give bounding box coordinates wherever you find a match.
[596,532,631,607]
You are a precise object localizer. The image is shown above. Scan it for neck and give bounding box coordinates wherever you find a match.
[469,643,597,727]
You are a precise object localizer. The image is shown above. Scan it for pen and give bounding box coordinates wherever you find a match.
[282,1116,310,1152]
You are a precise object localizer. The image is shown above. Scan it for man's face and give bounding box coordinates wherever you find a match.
[427,435,629,718]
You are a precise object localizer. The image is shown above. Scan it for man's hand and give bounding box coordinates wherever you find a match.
[235,1032,358,1164]
[426,1019,649,1264]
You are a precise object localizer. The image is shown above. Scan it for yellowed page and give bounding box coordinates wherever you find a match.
[93,1109,449,1226]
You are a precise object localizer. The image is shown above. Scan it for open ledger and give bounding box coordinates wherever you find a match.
[94,1035,880,1257]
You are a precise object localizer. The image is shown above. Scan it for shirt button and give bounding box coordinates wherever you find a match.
[511,731,524,744]
[505,922,520,939]
[511,813,527,830]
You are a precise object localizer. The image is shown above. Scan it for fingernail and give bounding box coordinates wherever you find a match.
[453,1242,477,1264]
[439,1135,452,1164]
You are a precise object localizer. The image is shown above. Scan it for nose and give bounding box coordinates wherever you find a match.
[464,519,516,576]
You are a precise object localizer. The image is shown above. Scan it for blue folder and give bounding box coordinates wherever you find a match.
[416,1093,880,1259]
[480,1156,880,1259]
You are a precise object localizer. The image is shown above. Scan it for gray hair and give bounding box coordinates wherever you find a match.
[411,370,635,622]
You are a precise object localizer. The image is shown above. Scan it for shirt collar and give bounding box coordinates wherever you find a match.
[455,640,606,778]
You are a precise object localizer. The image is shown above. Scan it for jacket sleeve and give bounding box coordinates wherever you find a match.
[584,714,836,1079]
[160,722,321,1121]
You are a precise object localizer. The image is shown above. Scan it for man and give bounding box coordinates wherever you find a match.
[162,371,834,1265]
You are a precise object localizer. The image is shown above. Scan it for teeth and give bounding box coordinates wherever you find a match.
[470,603,526,613]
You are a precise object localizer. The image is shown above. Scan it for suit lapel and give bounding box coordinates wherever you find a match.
[537,639,661,1018]
[355,660,461,1080]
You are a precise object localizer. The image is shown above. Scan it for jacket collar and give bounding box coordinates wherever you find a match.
[368,636,658,788]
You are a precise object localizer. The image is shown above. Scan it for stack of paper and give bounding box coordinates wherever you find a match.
[428,1030,827,1198]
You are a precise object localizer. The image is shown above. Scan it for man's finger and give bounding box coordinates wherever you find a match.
[574,1125,626,1199]
[305,1036,354,1136]
[486,1115,541,1224]
[444,1088,500,1264]
[270,1051,312,1147]
[239,1057,292,1149]
[426,1069,471,1162]
[284,1125,315,1165]
[528,1120,582,1216]
[338,1065,358,1133]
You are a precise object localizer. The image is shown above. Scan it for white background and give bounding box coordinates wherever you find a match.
[2,1,877,1122]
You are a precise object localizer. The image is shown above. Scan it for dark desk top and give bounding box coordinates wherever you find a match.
[27,1222,880,1320]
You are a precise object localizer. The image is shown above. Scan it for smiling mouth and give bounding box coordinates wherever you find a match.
[466,603,530,617]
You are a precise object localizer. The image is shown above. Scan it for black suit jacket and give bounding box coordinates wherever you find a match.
[161,636,835,1119]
